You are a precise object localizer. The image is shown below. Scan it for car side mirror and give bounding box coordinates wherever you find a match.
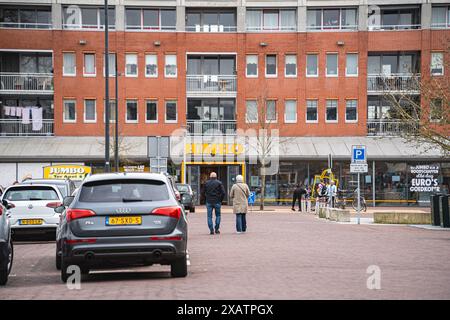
[2,199,14,210]
[54,206,65,214]
[63,196,74,207]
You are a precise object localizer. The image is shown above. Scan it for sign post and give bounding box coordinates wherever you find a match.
[248,191,256,212]
[351,145,367,225]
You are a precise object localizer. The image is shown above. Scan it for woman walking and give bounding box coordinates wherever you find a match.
[230,175,250,233]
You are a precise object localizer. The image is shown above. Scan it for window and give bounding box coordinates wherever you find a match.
[265,54,277,77]
[125,53,138,77]
[373,6,421,30]
[246,100,258,123]
[246,55,258,77]
[266,100,277,122]
[306,54,318,77]
[104,99,116,123]
[285,100,297,123]
[0,6,51,29]
[104,53,116,77]
[285,54,297,77]
[83,53,96,76]
[326,53,338,76]
[62,6,115,30]
[246,9,296,31]
[125,8,176,31]
[345,100,358,122]
[165,54,177,77]
[431,6,450,29]
[84,99,96,122]
[431,52,444,75]
[165,100,177,122]
[63,99,76,123]
[307,8,357,31]
[326,99,338,122]
[126,100,138,123]
[186,9,236,32]
[306,100,318,122]
[63,52,76,76]
[146,100,158,122]
[145,54,158,77]
[430,99,443,122]
[346,53,358,76]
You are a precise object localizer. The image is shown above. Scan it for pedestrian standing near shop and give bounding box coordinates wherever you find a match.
[329,180,337,208]
[230,175,250,233]
[305,186,312,213]
[202,172,225,235]
[291,184,302,212]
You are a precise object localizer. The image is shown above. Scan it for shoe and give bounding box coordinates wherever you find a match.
[215,230,220,234]
[210,230,214,235]
[236,231,242,234]
[291,208,295,211]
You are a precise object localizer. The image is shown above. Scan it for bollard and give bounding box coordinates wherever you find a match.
[430,194,441,226]
[439,195,449,228]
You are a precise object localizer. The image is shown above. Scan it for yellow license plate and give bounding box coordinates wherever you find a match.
[20,219,43,225]
[107,216,142,226]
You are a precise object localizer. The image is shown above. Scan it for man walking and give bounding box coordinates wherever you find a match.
[203,172,225,235]
[291,184,305,212]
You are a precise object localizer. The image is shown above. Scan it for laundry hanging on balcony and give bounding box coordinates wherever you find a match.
[31,107,43,131]
[21,107,31,124]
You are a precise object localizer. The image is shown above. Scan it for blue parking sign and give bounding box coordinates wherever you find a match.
[248,192,256,205]
[352,145,366,163]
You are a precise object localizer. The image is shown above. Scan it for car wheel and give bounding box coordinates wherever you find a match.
[55,251,61,270]
[171,255,188,278]
[0,240,13,286]
[190,206,195,213]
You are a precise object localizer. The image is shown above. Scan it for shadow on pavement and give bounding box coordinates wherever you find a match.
[82,270,173,283]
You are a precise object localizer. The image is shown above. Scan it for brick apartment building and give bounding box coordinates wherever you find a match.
[0,0,448,206]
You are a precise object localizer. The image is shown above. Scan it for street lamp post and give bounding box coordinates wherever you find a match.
[115,55,119,172]
[104,0,111,173]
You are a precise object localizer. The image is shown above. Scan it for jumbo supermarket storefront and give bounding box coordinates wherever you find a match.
[0,136,448,207]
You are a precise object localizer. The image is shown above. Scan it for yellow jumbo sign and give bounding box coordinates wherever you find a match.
[186,143,244,155]
[43,165,91,180]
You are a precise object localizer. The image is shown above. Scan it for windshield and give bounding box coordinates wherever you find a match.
[4,186,59,201]
[79,179,170,202]
[176,185,190,193]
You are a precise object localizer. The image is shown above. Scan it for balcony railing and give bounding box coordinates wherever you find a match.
[0,22,52,29]
[186,75,237,94]
[367,120,418,136]
[246,26,297,32]
[186,120,236,136]
[368,24,421,31]
[0,119,54,137]
[367,74,420,94]
[0,73,54,94]
[186,25,237,32]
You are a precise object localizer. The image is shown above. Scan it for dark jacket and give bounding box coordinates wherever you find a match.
[293,186,306,198]
[203,178,225,204]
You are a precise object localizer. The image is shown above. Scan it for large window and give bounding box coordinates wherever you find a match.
[345,99,358,122]
[126,100,138,123]
[246,100,258,123]
[165,54,177,77]
[306,54,318,77]
[346,53,358,76]
[431,52,444,76]
[84,99,96,123]
[145,54,158,77]
[186,9,236,32]
[265,55,277,77]
[285,100,297,123]
[63,99,76,123]
[0,6,51,29]
[285,54,297,77]
[83,53,96,76]
[125,7,176,31]
[63,6,115,30]
[165,100,177,123]
[125,53,138,77]
[63,52,76,76]
[307,8,357,31]
[187,98,235,121]
[369,6,421,30]
[246,55,258,77]
[431,6,450,29]
[306,100,318,122]
[146,100,158,122]
[266,100,277,122]
[326,53,338,77]
[326,99,338,122]
[246,8,296,31]
[367,52,420,75]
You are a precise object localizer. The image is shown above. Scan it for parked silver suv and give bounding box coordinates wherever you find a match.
[0,200,13,285]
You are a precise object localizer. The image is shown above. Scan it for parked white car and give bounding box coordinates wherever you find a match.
[1,184,63,238]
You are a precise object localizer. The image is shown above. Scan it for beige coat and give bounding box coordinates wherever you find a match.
[230,183,250,214]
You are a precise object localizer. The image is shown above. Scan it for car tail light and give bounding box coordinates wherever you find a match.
[151,206,181,219]
[65,238,97,245]
[66,208,96,222]
[150,236,182,241]
[46,202,62,208]
[0,207,3,216]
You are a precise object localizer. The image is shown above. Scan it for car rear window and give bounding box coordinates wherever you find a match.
[79,179,170,202]
[176,185,190,193]
[4,186,59,201]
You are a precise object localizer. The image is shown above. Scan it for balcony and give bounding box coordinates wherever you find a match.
[367,120,418,136]
[367,74,420,94]
[0,119,54,137]
[186,120,236,136]
[186,75,237,96]
[0,73,54,94]
[0,22,51,29]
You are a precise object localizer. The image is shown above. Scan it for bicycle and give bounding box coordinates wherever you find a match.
[351,188,367,212]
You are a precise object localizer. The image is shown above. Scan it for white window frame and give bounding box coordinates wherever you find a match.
[165,54,177,78]
[145,99,158,123]
[63,99,77,123]
[325,99,338,123]
[306,54,318,77]
[103,53,116,77]
[83,53,96,77]
[345,99,358,123]
[265,54,277,78]
[246,54,258,78]
[165,100,178,123]
[125,99,139,123]
[83,99,97,123]
[246,100,258,123]
[345,53,358,77]
[284,100,297,123]
[125,53,138,77]
[145,54,158,78]
[285,54,297,77]
[431,52,444,76]
[306,100,319,123]
[326,53,338,77]
[63,52,76,77]
[265,100,277,122]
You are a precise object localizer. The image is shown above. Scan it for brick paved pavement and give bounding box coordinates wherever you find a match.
[1,208,449,300]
